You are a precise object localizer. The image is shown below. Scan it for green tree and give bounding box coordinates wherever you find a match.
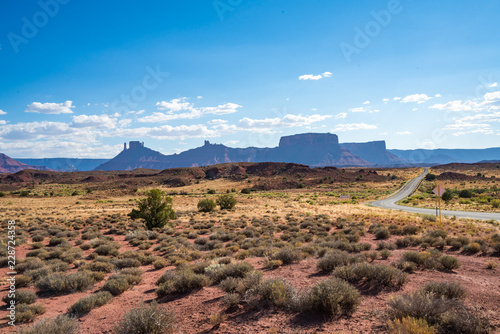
[217,194,237,210]
[425,173,436,181]
[441,190,453,202]
[129,189,175,230]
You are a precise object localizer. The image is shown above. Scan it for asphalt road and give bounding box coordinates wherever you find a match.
[370,167,500,221]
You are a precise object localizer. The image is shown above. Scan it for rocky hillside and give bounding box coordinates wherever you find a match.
[0,153,52,173]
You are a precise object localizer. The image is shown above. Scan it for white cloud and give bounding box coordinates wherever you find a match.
[71,114,117,129]
[393,97,401,101]
[335,113,347,119]
[0,109,6,115]
[0,140,121,159]
[197,96,203,99]
[127,110,145,115]
[363,101,370,105]
[349,107,368,113]
[118,119,132,128]
[0,120,6,125]
[112,124,219,140]
[412,108,418,111]
[396,131,412,135]
[429,100,478,112]
[25,101,75,114]
[140,98,242,123]
[401,94,432,104]
[349,106,378,113]
[156,97,195,112]
[0,121,96,142]
[110,112,121,117]
[207,119,228,125]
[299,71,332,81]
[224,140,239,146]
[333,123,377,132]
[382,98,390,103]
[489,82,498,88]
[435,94,442,98]
[484,91,500,102]
[239,114,331,130]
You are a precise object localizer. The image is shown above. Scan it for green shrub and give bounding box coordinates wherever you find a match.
[421,281,466,300]
[387,292,452,324]
[217,194,237,210]
[36,271,95,294]
[256,278,297,309]
[306,278,360,316]
[83,261,114,273]
[68,291,113,315]
[459,189,473,198]
[271,248,303,265]
[241,188,252,194]
[113,258,141,269]
[156,269,208,296]
[15,303,46,323]
[317,250,351,272]
[153,259,168,270]
[102,277,130,296]
[3,289,37,305]
[333,263,407,288]
[129,189,175,230]
[19,315,78,334]
[374,228,391,240]
[438,255,460,270]
[197,199,216,212]
[113,302,175,334]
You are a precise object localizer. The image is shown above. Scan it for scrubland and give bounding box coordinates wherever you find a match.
[0,164,498,333]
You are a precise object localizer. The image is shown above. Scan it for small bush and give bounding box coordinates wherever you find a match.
[68,291,113,315]
[102,277,130,296]
[36,271,95,294]
[114,302,175,334]
[388,317,437,334]
[421,281,466,300]
[333,263,407,288]
[387,292,452,324]
[306,277,360,316]
[375,228,391,240]
[486,260,497,269]
[217,194,237,210]
[156,269,208,296]
[197,199,216,212]
[256,278,297,309]
[113,258,141,269]
[19,316,78,334]
[153,259,168,270]
[438,255,460,270]
[271,248,303,265]
[317,251,351,272]
[3,289,37,305]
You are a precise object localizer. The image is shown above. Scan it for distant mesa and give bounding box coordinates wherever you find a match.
[4,133,500,173]
[93,134,402,171]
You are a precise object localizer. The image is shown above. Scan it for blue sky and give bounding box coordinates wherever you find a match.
[1,0,499,158]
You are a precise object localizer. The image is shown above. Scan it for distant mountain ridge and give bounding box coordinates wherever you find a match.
[94,133,401,171]
[389,148,500,165]
[0,153,52,173]
[16,158,108,172]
